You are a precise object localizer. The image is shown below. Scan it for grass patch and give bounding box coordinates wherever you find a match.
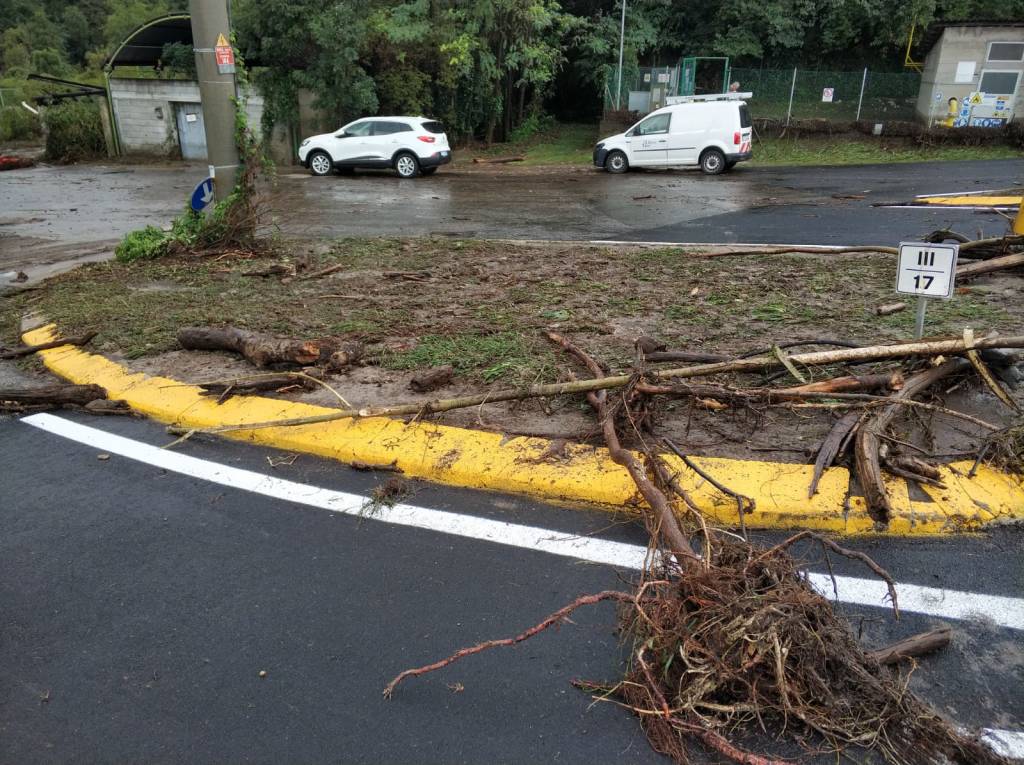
[750,136,1022,166]
[383,332,550,383]
[462,122,597,166]
[8,238,1021,388]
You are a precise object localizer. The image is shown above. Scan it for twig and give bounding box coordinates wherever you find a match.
[748,530,899,619]
[382,590,632,697]
[663,438,754,536]
[0,331,97,359]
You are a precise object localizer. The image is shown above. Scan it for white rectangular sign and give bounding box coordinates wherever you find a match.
[955,61,976,84]
[822,88,834,102]
[896,242,959,298]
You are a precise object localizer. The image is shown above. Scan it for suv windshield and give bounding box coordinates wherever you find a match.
[421,121,446,134]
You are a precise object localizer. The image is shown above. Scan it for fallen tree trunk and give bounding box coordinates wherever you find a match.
[472,155,525,164]
[867,628,952,666]
[0,331,98,359]
[956,251,1024,279]
[0,384,107,408]
[854,359,969,523]
[177,326,360,370]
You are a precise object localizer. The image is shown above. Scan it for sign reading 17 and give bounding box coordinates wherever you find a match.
[895,242,958,299]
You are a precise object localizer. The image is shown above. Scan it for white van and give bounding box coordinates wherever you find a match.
[593,96,752,175]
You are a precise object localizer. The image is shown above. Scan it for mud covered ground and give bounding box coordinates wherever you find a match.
[4,237,1022,465]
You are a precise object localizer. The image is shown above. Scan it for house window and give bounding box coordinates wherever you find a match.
[987,42,1024,62]
[979,70,1020,95]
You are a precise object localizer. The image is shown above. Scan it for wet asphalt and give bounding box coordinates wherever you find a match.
[2,157,1021,283]
[2,411,1021,764]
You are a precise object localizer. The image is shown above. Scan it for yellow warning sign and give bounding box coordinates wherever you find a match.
[215,33,230,48]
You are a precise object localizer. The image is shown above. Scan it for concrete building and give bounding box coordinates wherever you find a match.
[103,14,321,165]
[915,21,1024,127]
[108,78,288,162]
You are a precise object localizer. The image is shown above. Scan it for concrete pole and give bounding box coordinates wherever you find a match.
[189,0,240,200]
[786,67,797,125]
[855,67,867,122]
[615,0,626,110]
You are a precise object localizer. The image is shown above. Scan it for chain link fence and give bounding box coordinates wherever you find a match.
[724,68,920,122]
[601,65,921,124]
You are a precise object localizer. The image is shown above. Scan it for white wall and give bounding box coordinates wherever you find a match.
[109,78,267,158]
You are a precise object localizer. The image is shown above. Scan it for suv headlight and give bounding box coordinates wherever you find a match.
[300,139,310,147]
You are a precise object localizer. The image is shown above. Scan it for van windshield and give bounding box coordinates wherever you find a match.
[739,104,751,128]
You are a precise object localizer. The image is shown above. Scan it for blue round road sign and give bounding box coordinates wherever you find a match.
[190,178,215,212]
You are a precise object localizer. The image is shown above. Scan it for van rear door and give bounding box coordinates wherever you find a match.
[737,103,753,154]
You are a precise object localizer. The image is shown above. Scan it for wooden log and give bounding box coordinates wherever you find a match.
[178,326,327,368]
[409,365,454,393]
[0,331,97,360]
[198,370,325,400]
[876,303,907,316]
[956,251,1024,279]
[854,359,968,523]
[775,372,903,397]
[472,155,525,164]
[809,411,861,498]
[0,384,106,407]
[867,628,952,666]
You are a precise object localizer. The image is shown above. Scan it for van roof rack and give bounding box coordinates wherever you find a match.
[665,92,752,104]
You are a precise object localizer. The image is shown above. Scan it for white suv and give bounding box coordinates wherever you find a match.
[298,116,452,178]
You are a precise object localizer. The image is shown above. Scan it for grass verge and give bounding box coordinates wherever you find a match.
[3,237,1020,388]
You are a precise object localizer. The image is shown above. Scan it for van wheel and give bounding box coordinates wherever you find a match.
[700,148,726,175]
[308,151,333,176]
[605,151,628,174]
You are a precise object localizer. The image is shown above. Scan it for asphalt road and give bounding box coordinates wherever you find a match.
[2,411,1022,764]
[2,158,1020,285]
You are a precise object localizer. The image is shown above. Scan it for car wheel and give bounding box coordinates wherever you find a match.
[605,150,628,174]
[308,150,332,177]
[421,167,438,176]
[394,152,420,178]
[700,148,726,175]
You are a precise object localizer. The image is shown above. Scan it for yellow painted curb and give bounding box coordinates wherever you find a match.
[24,326,1024,535]
[916,195,1022,207]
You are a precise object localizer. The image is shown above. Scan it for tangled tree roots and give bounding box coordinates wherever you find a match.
[601,538,1005,765]
[384,333,1010,765]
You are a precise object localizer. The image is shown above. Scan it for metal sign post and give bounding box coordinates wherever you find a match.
[895,242,959,339]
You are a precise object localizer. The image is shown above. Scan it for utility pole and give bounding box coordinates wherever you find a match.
[615,0,626,110]
[189,0,240,200]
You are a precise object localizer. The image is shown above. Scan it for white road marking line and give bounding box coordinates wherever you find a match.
[18,413,1024,756]
[22,413,1024,631]
[983,729,1024,760]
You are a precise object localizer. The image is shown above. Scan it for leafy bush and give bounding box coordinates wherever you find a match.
[509,113,556,143]
[115,226,169,263]
[43,100,106,163]
[0,105,42,142]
